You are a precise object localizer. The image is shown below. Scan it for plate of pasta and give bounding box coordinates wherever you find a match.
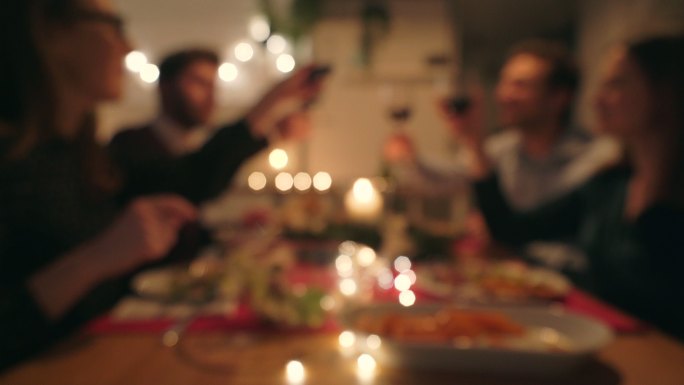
[341,303,613,375]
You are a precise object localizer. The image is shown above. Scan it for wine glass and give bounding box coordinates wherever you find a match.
[381,82,414,132]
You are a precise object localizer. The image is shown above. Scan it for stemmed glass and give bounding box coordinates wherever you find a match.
[381,82,414,133]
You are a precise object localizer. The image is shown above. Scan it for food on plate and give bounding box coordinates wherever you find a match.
[417,260,572,302]
[355,308,525,343]
[352,306,576,353]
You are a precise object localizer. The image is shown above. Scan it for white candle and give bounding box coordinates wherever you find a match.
[344,178,383,223]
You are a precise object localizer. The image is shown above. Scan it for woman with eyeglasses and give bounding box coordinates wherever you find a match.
[0,0,324,369]
[457,36,684,339]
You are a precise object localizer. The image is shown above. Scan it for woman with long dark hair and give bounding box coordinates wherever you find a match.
[0,0,323,368]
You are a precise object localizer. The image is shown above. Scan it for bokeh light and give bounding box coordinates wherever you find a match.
[377,268,394,290]
[269,148,288,170]
[335,254,353,277]
[293,172,312,191]
[249,15,270,42]
[313,172,332,192]
[366,334,382,350]
[139,63,160,83]
[285,360,305,384]
[247,171,267,191]
[356,246,376,267]
[357,354,377,381]
[393,256,412,273]
[399,290,416,307]
[235,42,255,62]
[276,54,296,73]
[394,274,412,292]
[266,34,288,54]
[339,278,357,296]
[338,331,356,348]
[275,172,294,192]
[218,62,238,82]
[125,51,147,73]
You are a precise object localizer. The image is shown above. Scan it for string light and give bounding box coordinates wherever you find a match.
[125,51,147,73]
[276,54,296,73]
[218,62,238,82]
[248,15,270,42]
[234,42,255,62]
[269,148,288,170]
[266,34,288,54]
[139,63,160,83]
[275,172,294,192]
[293,172,312,191]
[313,172,332,192]
[247,171,267,191]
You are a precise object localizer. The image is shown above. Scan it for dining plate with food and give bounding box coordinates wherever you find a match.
[341,303,613,375]
[415,260,572,303]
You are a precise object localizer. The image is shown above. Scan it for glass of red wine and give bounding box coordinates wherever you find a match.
[382,82,413,132]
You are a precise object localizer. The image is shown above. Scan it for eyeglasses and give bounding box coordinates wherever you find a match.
[69,10,127,37]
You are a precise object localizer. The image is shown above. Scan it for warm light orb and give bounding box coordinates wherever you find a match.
[293,172,312,191]
[338,330,356,348]
[393,256,411,273]
[338,240,357,256]
[249,15,270,42]
[366,334,382,350]
[234,42,255,62]
[285,360,305,384]
[377,268,394,290]
[247,171,267,191]
[357,354,377,380]
[394,274,412,292]
[399,290,416,307]
[218,62,238,82]
[313,172,332,192]
[339,278,357,296]
[356,246,376,267]
[266,34,288,54]
[275,172,294,192]
[139,63,160,83]
[320,295,336,311]
[352,178,375,203]
[276,54,296,73]
[335,254,354,277]
[404,269,417,285]
[125,51,147,73]
[269,148,288,170]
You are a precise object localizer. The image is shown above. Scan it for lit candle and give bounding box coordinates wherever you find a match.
[344,178,384,223]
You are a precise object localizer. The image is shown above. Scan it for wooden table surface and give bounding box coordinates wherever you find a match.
[2,327,684,385]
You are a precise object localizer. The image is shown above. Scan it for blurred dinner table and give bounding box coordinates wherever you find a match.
[2,188,684,385]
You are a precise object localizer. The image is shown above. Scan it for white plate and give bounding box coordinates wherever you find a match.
[341,303,613,375]
[415,261,572,303]
[131,258,227,304]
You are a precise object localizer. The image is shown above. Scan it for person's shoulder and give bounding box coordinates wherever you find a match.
[109,123,155,144]
[111,122,153,142]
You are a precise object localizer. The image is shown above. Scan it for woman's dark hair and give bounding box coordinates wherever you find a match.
[0,0,120,195]
[626,35,684,133]
[627,35,684,200]
[1,0,71,150]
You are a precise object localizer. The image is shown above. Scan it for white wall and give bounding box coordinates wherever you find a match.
[105,0,458,188]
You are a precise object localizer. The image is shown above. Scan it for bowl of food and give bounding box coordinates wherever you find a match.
[340,303,613,375]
